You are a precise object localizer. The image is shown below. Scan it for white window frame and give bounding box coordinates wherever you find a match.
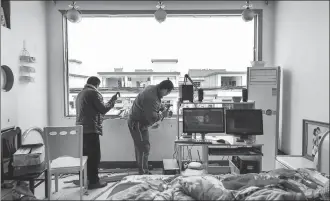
[62,10,263,117]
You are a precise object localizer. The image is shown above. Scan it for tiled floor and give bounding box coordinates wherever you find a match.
[1,168,163,200]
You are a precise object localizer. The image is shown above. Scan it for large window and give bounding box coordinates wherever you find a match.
[64,11,261,117]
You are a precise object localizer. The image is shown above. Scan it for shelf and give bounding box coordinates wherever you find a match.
[19,56,36,63]
[19,76,34,83]
[20,65,36,73]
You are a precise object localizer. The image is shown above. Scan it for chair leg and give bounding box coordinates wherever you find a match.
[80,169,83,200]
[55,174,59,192]
[44,170,49,199]
[47,171,52,201]
[29,180,35,194]
[84,163,88,192]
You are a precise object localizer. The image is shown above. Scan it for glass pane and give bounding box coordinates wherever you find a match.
[67,16,254,117]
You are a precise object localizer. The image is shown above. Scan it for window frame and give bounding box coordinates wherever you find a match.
[62,9,263,117]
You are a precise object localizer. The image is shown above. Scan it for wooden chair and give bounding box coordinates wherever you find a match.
[43,126,87,200]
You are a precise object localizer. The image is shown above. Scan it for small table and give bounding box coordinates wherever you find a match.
[2,167,48,198]
[175,136,263,173]
[276,155,315,170]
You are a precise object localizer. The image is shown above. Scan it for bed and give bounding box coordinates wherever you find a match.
[104,130,329,201]
[105,168,329,201]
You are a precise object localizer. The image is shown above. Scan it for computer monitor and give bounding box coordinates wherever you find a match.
[183,108,225,136]
[225,109,263,142]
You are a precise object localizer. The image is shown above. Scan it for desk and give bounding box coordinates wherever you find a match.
[175,137,263,173]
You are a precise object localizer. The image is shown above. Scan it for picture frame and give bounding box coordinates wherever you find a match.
[0,7,6,27]
[302,119,329,161]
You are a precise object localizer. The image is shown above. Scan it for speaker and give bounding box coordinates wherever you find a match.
[242,88,248,102]
[179,85,194,103]
[198,89,204,102]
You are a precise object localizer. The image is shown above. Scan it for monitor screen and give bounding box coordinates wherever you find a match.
[183,108,225,133]
[225,109,263,135]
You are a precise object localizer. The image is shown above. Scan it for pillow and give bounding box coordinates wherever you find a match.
[187,162,203,170]
[180,175,234,200]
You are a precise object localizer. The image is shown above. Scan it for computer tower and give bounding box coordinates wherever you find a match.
[247,67,281,171]
[242,88,248,102]
[232,156,260,174]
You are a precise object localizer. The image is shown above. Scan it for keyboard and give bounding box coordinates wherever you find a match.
[176,139,213,144]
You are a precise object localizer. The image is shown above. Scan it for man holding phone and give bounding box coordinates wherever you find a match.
[76,76,118,189]
[128,80,174,175]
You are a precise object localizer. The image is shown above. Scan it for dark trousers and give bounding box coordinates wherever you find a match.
[83,133,101,184]
[127,119,150,174]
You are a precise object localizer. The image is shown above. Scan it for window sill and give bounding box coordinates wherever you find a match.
[64,115,179,120]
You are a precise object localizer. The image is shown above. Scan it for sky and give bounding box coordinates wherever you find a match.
[67,16,254,77]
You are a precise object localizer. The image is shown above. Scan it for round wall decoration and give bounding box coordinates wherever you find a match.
[1,65,14,92]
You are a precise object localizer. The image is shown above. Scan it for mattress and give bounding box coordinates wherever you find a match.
[106,168,330,201]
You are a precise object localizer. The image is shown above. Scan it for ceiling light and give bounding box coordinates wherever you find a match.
[154,1,167,23]
[242,0,254,22]
[66,1,82,23]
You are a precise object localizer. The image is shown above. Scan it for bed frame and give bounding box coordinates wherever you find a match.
[317,131,329,175]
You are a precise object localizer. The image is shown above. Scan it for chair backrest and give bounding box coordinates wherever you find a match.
[318,131,329,175]
[1,127,21,182]
[1,127,22,158]
[43,126,83,162]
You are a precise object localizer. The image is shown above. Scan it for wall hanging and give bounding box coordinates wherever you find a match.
[1,65,14,92]
[19,41,36,83]
[302,119,329,161]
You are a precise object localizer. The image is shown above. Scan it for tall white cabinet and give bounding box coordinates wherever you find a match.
[247,67,281,171]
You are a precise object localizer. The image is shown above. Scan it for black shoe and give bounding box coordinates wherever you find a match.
[88,181,107,190]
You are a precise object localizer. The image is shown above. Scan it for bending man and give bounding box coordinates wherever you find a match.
[128,80,174,174]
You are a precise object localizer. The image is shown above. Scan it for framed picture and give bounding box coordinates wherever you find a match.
[302,119,329,161]
[0,7,6,27]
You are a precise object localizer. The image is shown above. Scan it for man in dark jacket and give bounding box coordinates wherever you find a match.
[76,76,117,189]
[128,80,174,174]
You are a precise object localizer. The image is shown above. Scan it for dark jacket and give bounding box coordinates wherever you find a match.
[129,85,162,128]
[75,84,114,135]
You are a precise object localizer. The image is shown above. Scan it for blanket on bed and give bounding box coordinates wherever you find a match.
[107,168,329,201]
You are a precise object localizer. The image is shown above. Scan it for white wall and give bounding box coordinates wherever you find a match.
[274,1,329,155]
[47,1,275,162]
[1,1,48,131]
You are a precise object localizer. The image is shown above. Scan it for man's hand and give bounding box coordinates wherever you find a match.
[159,104,166,112]
[110,94,118,102]
[109,101,115,108]
[161,110,169,118]
[151,123,160,129]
